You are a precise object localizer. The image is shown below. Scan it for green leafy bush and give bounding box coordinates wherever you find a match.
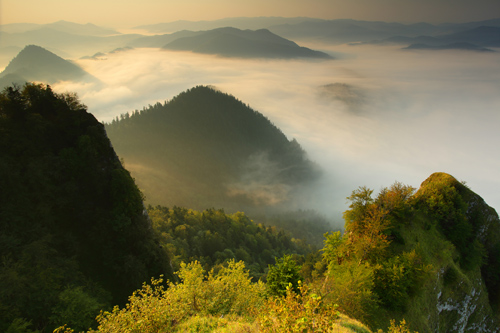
[266,255,302,297]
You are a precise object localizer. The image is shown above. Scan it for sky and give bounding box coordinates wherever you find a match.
[2,0,500,27]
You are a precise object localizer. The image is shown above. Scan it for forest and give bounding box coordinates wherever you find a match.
[1,84,499,332]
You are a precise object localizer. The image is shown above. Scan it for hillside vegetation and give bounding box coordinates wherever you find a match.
[60,173,500,333]
[0,84,172,332]
[147,205,313,280]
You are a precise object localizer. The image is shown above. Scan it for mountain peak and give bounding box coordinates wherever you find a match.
[105,85,321,213]
[0,45,92,86]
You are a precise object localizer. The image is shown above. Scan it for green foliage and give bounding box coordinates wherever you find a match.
[376,319,417,333]
[322,231,344,267]
[266,255,302,297]
[5,318,39,333]
[258,282,341,333]
[372,250,432,310]
[414,173,486,270]
[174,260,265,316]
[50,286,105,332]
[88,260,265,333]
[319,182,431,328]
[148,205,308,280]
[322,260,379,326]
[0,83,171,332]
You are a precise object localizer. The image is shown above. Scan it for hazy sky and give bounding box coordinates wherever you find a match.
[2,0,500,27]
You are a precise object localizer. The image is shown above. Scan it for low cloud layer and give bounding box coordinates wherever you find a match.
[51,44,500,223]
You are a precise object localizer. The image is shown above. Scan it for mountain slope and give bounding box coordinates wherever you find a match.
[404,42,494,52]
[105,86,321,214]
[0,45,94,87]
[374,25,500,50]
[162,27,332,59]
[0,83,171,332]
[317,173,500,331]
[44,20,120,36]
[407,173,500,331]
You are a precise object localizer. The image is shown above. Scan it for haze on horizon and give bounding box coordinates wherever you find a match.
[2,0,500,27]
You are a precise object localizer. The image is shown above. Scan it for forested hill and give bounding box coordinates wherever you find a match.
[105,85,322,214]
[0,84,171,332]
[0,45,94,88]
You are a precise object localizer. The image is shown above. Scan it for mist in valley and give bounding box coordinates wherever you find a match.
[0,33,496,225]
[38,42,499,224]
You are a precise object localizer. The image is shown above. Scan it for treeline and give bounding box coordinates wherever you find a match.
[148,206,313,280]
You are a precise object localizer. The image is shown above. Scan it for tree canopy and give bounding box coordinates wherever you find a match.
[0,83,171,332]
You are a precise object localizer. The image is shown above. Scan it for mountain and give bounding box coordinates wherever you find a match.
[314,172,500,331]
[43,20,120,36]
[161,27,332,59]
[0,83,171,332]
[1,21,119,36]
[0,73,27,89]
[0,45,95,87]
[406,173,500,331]
[0,28,141,64]
[371,25,500,50]
[443,26,500,46]
[133,17,500,41]
[404,42,495,52]
[438,18,500,32]
[268,19,440,44]
[266,17,500,45]
[105,86,322,214]
[0,23,41,33]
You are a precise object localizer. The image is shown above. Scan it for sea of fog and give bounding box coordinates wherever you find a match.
[52,44,500,223]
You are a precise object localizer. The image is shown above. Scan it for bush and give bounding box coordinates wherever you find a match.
[86,260,265,333]
[259,282,340,333]
[266,255,302,297]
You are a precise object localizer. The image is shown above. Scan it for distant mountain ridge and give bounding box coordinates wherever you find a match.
[1,17,499,66]
[1,20,119,35]
[134,17,500,45]
[404,42,494,52]
[105,86,322,213]
[369,25,500,51]
[161,27,332,58]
